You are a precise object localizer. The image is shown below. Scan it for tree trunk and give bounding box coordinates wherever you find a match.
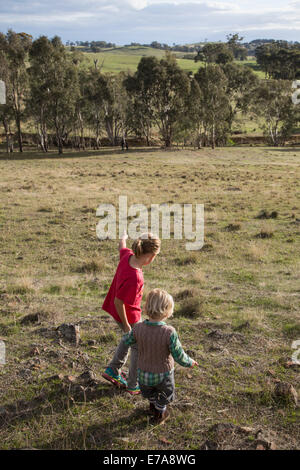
[165,137,171,147]
[78,112,85,150]
[2,117,10,154]
[56,132,63,154]
[96,121,101,149]
[40,109,48,152]
[15,113,23,153]
[211,122,216,149]
[105,116,114,146]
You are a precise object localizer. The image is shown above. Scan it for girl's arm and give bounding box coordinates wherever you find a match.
[119,231,128,251]
[114,297,131,333]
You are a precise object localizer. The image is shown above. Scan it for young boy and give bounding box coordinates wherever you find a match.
[123,289,198,424]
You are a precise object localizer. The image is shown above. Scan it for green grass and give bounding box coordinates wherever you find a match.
[0,145,299,450]
[73,45,263,76]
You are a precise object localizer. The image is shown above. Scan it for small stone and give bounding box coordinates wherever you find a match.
[56,323,80,346]
[274,382,298,406]
[77,370,96,385]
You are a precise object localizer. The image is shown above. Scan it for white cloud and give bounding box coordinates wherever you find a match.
[0,1,299,43]
[127,0,148,9]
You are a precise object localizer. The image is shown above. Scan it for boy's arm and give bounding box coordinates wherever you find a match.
[169,331,198,368]
[114,297,131,333]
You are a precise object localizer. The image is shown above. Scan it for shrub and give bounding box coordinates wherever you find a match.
[74,259,103,273]
[176,297,204,318]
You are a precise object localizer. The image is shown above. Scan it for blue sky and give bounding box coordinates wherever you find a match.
[0,0,299,44]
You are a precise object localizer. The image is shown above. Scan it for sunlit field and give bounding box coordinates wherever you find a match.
[72,46,262,76]
[0,146,299,449]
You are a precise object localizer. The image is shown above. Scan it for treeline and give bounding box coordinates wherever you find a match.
[67,40,116,50]
[67,37,300,58]
[255,41,300,79]
[0,31,299,154]
[194,34,248,64]
[194,38,300,79]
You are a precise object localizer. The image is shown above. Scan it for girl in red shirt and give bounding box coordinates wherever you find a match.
[102,232,161,395]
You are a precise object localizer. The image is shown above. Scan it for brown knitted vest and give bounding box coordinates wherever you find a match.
[132,321,175,373]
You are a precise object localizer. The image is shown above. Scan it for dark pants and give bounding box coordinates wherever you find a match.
[139,371,175,412]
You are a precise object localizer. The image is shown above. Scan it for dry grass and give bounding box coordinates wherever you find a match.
[0,145,299,450]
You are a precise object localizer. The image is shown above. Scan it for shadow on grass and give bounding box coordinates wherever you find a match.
[0,377,148,449]
[0,146,174,161]
[44,407,150,450]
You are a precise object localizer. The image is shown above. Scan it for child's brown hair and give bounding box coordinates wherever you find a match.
[132,233,161,259]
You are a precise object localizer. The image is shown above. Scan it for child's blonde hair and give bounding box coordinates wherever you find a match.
[132,233,161,259]
[145,288,174,321]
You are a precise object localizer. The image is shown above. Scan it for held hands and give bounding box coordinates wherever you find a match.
[123,324,132,334]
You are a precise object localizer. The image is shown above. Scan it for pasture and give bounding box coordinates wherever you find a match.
[71,45,264,76]
[0,146,299,450]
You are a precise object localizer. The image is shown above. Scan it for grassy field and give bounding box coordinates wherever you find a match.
[0,146,299,450]
[72,45,263,76]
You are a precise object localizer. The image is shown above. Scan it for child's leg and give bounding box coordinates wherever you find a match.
[127,340,138,389]
[124,320,141,390]
[107,335,130,376]
[154,372,175,413]
[139,383,157,411]
[106,320,140,382]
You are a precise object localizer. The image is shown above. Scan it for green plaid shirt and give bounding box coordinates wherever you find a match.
[123,320,193,386]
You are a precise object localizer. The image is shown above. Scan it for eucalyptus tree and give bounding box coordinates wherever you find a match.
[221,63,259,132]
[28,36,80,154]
[194,64,231,148]
[256,41,300,79]
[123,57,158,146]
[226,33,247,60]
[2,30,32,152]
[81,68,111,148]
[195,43,234,66]
[103,72,129,146]
[127,53,191,147]
[0,34,14,152]
[251,79,297,146]
[28,36,53,152]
